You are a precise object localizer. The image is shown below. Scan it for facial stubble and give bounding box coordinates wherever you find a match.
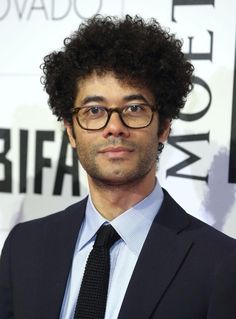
[75,135,159,189]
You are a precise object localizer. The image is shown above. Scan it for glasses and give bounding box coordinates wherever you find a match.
[72,103,156,130]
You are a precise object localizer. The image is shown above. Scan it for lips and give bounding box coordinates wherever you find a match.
[99,146,133,153]
[99,146,134,158]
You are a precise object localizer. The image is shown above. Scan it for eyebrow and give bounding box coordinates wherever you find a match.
[80,94,150,106]
[80,96,106,106]
[123,94,149,104]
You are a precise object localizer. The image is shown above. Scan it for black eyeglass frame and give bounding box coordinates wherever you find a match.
[71,105,157,131]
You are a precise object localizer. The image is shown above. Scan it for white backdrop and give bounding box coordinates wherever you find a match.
[0,0,236,252]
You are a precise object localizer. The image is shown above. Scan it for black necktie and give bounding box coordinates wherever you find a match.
[74,224,120,319]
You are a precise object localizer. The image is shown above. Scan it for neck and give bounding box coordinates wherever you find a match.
[87,168,157,220]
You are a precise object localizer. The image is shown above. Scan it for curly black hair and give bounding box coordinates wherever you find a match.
[41,15,194,129]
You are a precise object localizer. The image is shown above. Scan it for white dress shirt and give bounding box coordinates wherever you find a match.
[60,181,164,319]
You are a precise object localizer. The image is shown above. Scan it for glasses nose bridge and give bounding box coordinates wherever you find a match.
[106,107,125,126]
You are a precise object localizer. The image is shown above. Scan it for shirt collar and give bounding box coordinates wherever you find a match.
[77,180,164,255]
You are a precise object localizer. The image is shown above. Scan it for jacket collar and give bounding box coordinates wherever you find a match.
[38,197,88,318]
[118,189,193,319]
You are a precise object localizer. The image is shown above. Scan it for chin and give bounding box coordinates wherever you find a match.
[91,171,148,187]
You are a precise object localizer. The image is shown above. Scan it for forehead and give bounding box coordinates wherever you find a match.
[75,72,155,104]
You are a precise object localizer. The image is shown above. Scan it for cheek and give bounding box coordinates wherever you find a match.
[134,130,158,156]
[75,142,89,169]
[75,139,87,159]
[75,136,96,161]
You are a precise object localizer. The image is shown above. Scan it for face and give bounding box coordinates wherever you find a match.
[65,72,170,187]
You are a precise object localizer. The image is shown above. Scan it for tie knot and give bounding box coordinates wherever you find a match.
[94,224,120,249]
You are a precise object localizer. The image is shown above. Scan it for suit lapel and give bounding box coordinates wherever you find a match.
[118,190,193,319]
[38,198,88,318]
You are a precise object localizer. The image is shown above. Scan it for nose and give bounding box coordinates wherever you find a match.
[102,112,130,138]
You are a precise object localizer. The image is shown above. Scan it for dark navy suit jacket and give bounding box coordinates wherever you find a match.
[1,189,236,319]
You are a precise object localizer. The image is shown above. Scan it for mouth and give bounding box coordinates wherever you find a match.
[99,146,134,158]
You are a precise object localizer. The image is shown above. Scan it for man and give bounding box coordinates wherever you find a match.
[0,15,236,319]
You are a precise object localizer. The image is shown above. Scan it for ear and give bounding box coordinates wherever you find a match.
[158,118,171,143]
[64,120,76,149]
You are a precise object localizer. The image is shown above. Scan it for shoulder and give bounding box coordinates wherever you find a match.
[160,188,236,250]
[5,196,88,246]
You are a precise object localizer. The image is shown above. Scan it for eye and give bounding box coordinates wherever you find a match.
[124,104,148,114]
[83,106,106,117]
[89,106,103,114]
